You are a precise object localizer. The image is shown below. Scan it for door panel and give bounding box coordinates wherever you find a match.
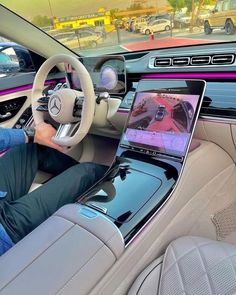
[0,89,32,128]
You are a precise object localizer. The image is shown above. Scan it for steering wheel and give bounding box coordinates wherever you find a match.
[31,54,95,146]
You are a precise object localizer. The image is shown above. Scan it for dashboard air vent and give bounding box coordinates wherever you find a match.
[150,53,235,68]
[172,57,190,66]
[191,56,210,65]
[154,58,171,67]
[212,54,235,65]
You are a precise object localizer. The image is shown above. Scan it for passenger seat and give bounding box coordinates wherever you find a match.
[128,236,236,295]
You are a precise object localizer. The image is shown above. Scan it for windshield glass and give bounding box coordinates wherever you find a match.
[0,0,232,56]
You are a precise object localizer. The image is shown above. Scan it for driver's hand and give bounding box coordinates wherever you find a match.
[34,122,64,152]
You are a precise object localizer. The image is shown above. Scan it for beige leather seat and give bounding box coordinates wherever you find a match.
[128,236,236,295]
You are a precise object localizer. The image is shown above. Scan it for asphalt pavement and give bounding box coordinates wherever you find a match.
[79,27,236,56]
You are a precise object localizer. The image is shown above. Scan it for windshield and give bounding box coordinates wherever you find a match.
[0,0,233,56]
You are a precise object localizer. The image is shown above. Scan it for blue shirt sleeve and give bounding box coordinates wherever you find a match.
[0,223,14,256]
[0,128,25,152]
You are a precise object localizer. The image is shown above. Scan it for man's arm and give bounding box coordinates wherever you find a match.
[0,123,63,153]
[0,128,25,152]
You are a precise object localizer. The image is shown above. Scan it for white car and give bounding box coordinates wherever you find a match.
[55,30,103,49]
[140,19,172,35]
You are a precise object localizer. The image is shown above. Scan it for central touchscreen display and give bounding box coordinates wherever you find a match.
[120,79,205,158]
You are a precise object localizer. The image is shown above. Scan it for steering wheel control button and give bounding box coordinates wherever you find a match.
[73,96,84,117]
[37,96,50,103]
[36,105,49,112]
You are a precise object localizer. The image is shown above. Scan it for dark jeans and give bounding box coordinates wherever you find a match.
[0,144,107,243]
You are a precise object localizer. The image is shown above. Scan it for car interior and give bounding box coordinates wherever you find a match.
[1,2,236,295]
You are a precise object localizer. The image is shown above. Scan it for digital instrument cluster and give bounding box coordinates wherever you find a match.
[66,55,126,94]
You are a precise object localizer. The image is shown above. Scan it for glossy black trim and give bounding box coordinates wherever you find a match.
[80,152,181,243]
[123,75,236,120]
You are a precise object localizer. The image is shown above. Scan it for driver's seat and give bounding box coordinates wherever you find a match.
[128,236,236,295]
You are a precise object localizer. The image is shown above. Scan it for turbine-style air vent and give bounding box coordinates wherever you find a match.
[212,54,235,65]
[154,58,171,67]
[191,56,210,65]
[172,57,190,66]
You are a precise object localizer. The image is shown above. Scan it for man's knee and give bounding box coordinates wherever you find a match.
[71,162,108,181]
[82,162,108,178]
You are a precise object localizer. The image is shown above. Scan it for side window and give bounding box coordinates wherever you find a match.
[80,32,90,38]
[231,0,236,9]
[223,0,230,10]
[215,1,223,12]
[0,37,35,77]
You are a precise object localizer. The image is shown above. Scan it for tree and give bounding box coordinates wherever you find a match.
[188,0,205,30]
[110,8,120,19]
[168,0,185,12]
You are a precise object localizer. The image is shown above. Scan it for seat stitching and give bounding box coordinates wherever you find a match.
[188,239,236,294]
[134,262,162,295]
[161,237,236,295]
[190,236,215,294]
[156,262,162,295]
[162,239,213,275]
[219,242,236,295]
[169,243,186,294]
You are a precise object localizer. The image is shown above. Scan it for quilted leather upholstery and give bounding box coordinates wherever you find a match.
[128,236,236,295]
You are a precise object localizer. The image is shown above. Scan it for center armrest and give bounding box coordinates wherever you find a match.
[0,204,124,295]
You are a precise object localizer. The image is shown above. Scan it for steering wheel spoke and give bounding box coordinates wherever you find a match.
[55,123,77,139]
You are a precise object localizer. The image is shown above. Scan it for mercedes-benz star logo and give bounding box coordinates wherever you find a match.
[49,96,61,116]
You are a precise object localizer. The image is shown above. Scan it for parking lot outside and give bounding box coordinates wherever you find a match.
[78,25,236,55]
[2,0,236,56]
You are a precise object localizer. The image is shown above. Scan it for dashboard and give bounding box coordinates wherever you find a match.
[117,43,236,123]
[2,42,236,136]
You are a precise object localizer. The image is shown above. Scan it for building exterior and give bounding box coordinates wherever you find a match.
[53,9,113,32]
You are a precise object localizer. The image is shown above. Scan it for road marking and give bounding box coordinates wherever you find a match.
[120,44,131,52]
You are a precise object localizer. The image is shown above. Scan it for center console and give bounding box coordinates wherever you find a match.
[80,79,206,244]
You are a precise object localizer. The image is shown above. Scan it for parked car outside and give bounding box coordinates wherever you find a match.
[75,25,106,39]
[0,51,19,73]
[0,42,34,75]
[146,14,171,23]
[197,9,210,26]
[132,17,148,33]
[63,31,103,49]
[140,19,172,35]
[174,13,191,28]
[204,0,236,35]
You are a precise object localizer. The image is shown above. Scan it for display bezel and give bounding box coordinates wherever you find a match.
[120,79,206,159]
[66,55,126,95]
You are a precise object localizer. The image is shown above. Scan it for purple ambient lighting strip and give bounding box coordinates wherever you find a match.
[142,72,236,79]
[0,79,65,96]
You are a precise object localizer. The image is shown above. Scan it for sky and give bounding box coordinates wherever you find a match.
[0,0,165,20]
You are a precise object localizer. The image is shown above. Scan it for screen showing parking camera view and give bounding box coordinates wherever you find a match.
[121,79,205,158]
